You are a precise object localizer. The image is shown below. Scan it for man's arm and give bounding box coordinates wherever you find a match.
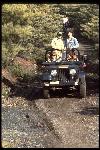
[63,39,67,50]
[51,38,56,48]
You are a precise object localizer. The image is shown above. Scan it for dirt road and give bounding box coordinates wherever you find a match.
[2,40,99,148]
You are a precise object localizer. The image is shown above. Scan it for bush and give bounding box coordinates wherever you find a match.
[7,61,37,84]
[2,83,10,99]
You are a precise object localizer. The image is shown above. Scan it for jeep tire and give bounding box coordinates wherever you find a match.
[43,88,50,99]
[79,77,86,98]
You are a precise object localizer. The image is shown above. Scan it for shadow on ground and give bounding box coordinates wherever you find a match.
[85,62,99,96]
[2,76,43,100]
[77,106,99,116]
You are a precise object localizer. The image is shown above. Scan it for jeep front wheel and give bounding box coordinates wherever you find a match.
[43,88,50,99]
[79,78,86,98]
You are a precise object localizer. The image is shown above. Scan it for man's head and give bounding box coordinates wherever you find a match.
[57,32,62,38]
[65,16,69,21]
[63,16,69,24]
[67,30,73,38]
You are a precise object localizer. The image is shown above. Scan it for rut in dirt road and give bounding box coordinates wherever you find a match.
[33,39,99,148]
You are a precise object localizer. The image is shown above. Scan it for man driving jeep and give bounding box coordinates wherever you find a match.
[67,49,79,61]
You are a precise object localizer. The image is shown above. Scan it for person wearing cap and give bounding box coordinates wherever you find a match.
[51,32,64,50]
[51,32,64,61]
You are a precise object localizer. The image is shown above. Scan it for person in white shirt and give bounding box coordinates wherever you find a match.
[51,32,64,61]
[51,32,64,50]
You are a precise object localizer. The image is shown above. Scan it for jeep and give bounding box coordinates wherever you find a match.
[41,48,87,98]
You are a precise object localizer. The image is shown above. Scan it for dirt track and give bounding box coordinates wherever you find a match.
[2,40,99,148]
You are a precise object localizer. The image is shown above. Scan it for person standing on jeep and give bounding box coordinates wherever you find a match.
[51,32,64,50]
[65,30,79,50]
[51,32,64,61]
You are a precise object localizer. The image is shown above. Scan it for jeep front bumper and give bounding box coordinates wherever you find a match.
[44,80,79,87]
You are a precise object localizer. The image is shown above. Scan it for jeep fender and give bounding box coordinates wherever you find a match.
[41,73,52,81]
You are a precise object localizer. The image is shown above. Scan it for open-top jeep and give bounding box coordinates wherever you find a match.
[41,48,87,98]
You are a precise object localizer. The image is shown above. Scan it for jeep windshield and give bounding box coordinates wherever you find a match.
[45,48,81,64]
[42,60,82,66]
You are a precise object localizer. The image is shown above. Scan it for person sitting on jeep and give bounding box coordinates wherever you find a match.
[67,49,79,61]
[51,32,64,62]
[46,51,52,62]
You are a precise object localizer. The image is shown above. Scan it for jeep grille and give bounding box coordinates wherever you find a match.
[57,68,70,81]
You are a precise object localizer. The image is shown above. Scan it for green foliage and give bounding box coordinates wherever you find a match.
[2,83,10,99]
[60,4,99,42]
[8,63,24,78]
[6,61,37,85]
[8,62,35,78]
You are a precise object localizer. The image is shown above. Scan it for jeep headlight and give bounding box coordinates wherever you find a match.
[69,69,76,75]
[51,70,57,76]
